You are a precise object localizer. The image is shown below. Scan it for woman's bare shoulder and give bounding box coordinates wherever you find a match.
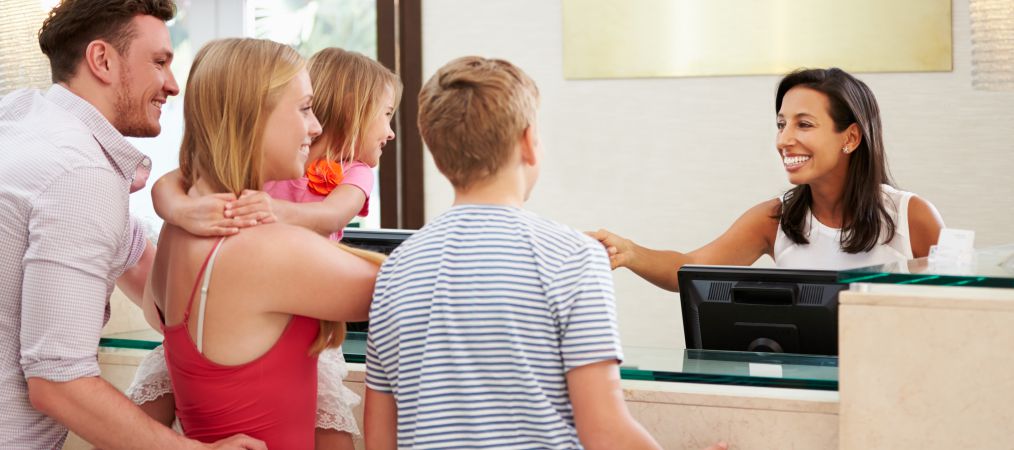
[907,195,945,257]
[220,222,326,265]
[739,198,782,229]
[749,198,783,217]
[742,198,782,252]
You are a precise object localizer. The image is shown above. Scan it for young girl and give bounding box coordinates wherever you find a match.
[128,47,401,449]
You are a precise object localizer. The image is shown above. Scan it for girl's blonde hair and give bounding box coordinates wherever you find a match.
[178,38,355,355]
[179,38,305,193]
[308,47,403,164]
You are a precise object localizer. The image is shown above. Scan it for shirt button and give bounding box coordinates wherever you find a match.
[140,158,152,168]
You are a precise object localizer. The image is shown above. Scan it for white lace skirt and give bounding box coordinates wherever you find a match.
[126,345,362,435]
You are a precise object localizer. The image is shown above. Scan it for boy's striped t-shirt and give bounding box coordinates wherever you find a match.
[366,204,624,449]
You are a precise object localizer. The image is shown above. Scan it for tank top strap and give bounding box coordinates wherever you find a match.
[893,187,915,239]
[183,237,227,353]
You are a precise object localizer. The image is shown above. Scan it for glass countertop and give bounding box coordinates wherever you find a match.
[100,330,838,391]
[839,244,1014,288]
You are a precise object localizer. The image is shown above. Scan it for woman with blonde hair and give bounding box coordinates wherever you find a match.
[141,38,378,448]
[130,47,402,449]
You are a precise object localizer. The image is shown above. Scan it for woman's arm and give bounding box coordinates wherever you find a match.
[590,199,780,291]
[907,195,945,258]
[586,230,692,292]
[233,225,379,322]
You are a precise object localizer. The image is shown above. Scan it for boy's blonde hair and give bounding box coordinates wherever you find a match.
[417,56,539,190]
[308,47,402,164]
[179,38,304,193]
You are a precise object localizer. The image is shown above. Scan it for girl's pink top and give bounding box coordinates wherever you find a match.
[262,161,374,241]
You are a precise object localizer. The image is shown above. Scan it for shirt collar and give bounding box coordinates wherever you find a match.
[44,84,152,192]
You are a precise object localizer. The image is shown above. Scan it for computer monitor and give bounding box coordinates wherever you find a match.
[341,228,413,332]
[677,265,847,356]
[341,228,413,254]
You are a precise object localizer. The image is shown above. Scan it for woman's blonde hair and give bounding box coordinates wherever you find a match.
[177,38,354,355]
[179,38,305,193]
[307,244,386,354]
[308,47,403,164]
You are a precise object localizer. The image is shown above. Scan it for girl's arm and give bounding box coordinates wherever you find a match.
[229,161,374,237]
[262,184,366,236]
[151,169,260,236]
[589,199,780,292]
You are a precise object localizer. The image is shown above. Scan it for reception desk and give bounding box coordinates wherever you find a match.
[65,245,1014,449]
[81,330,840,449]
[837,244,1014,449]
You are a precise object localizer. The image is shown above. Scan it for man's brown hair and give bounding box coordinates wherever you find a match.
[417,56,539,190]
[38,0,176,83]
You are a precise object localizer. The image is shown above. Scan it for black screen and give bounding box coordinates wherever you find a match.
[341,229,413,332]
[678,265,846,356]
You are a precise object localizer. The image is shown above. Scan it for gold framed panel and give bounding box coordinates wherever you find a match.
[563,0,953,79]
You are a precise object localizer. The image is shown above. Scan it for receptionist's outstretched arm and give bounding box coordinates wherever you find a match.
[590,199,780,292]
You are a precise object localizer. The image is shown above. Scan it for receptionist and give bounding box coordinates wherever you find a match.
[591,67,945,291]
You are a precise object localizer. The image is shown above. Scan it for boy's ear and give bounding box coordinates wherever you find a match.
[519,125,539,166]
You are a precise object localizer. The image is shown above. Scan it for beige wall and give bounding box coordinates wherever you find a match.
[420,0,1014,349]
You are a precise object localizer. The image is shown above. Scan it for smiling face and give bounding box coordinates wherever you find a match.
[112,15,179,137]
[356,84,396,167]
[776,86,858,186]
[260,70,323,182]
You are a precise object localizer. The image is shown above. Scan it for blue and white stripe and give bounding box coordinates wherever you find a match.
[366,204,623,449]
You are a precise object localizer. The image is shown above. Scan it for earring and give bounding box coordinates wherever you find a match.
[842,146,850,154]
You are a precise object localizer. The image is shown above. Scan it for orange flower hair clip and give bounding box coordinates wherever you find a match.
[306,159,344,196]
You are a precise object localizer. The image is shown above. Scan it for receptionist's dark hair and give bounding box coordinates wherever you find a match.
[775,68,896,254]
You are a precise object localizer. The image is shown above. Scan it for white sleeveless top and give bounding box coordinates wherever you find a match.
[774,184,914,270]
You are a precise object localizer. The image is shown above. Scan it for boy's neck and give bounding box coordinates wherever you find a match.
[453,170,528,208]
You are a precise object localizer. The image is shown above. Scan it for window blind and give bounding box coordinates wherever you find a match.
[0,0,52,95]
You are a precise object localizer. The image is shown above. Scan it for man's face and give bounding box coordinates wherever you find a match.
[112,15,179,137]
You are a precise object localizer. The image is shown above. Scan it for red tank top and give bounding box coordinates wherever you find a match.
[162,238,320,449]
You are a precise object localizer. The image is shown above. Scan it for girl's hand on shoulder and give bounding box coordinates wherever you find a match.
[176,193,245,237]
[228,190,278,225]
[586,229,635,270]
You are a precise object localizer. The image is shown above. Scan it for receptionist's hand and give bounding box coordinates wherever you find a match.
[586,229,634,270]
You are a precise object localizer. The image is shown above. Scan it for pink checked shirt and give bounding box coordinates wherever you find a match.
[0,85,151,448]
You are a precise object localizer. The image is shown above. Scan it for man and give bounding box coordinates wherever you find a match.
[0,1,262,448]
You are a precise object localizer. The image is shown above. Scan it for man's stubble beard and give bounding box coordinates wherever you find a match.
[113,66,160,138]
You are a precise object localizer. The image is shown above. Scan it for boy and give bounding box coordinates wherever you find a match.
[364,57,717,449]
